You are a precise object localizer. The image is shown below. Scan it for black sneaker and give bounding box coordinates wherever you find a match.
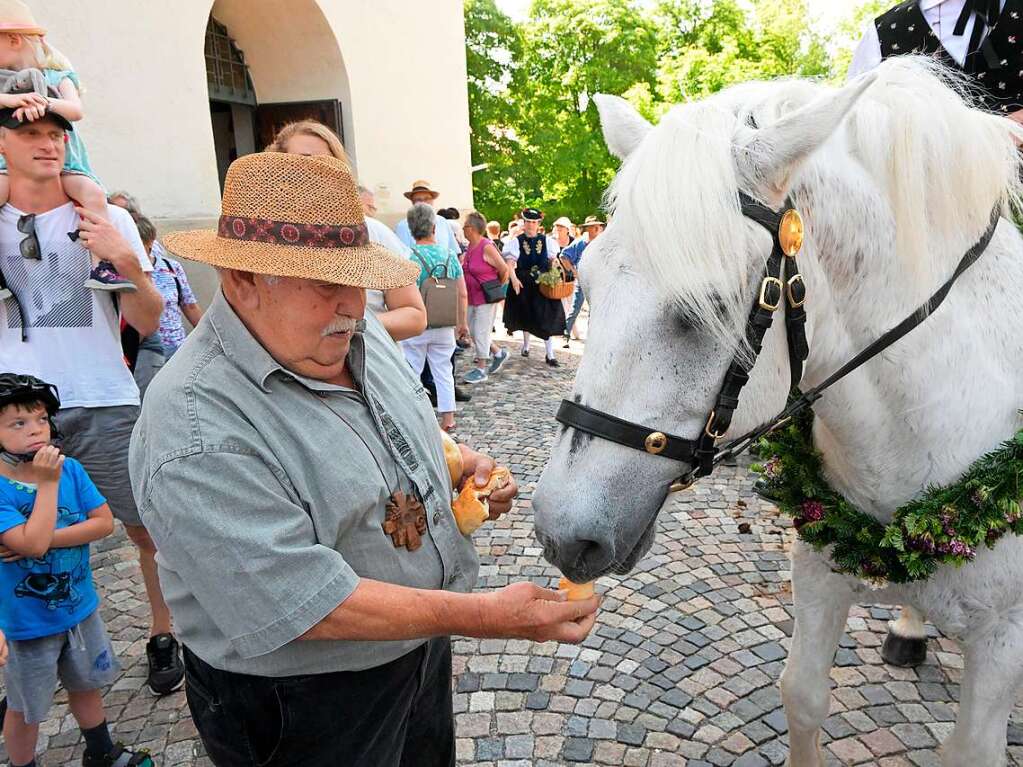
[82,743,154,767]
[454,385,472,403]
[545,357,560,368]
[146,633,184,695]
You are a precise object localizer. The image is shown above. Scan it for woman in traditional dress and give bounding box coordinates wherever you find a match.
[501,208,565,367]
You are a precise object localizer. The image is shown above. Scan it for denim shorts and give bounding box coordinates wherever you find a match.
[5,609,121,724]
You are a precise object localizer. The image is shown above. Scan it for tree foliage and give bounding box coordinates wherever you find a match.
[465,0,881,223]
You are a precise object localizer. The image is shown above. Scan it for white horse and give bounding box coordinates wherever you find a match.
[532,57,1023,767]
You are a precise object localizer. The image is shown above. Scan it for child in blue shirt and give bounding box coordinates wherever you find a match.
[0,373,152,767]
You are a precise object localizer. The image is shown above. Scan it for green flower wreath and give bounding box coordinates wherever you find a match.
[751,410,1023,584]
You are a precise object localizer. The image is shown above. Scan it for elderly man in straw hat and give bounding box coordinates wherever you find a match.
[129,153,599,767]
[394,179,460,258]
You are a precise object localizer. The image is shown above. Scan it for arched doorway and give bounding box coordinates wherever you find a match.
[204,0,351,190]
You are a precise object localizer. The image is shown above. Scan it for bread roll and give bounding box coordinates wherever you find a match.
[558,577,595,601]
[451,467,511,535]
[440,430,464,489]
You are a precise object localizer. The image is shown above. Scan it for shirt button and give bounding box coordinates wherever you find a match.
[432,511,441,525]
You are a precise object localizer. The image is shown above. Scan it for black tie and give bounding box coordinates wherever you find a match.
[953,0,1004,71]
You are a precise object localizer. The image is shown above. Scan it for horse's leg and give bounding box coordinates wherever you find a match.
[941,625,1023,767]
[782,542,854,767]
[881,604,928,667]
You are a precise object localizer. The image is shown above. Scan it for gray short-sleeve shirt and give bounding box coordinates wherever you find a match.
[129,291,479,676]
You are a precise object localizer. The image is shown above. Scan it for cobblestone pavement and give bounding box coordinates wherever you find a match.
[12,327,1023,766]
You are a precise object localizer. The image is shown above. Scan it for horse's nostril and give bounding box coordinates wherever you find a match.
[555,538,611,580]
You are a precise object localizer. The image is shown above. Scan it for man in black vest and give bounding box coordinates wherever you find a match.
[850,0,1022,121]
[848,0,1022,669]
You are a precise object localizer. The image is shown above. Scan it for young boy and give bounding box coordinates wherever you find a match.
[0,373,152,767]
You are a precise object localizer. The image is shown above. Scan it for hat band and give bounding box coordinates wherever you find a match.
[218,215,369,248]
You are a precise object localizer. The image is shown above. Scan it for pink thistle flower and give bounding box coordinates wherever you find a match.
[801,501,825,522]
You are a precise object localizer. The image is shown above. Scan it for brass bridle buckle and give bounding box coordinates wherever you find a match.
[758,276,783,312]
[786,273,806,308]
[704,410,727,440]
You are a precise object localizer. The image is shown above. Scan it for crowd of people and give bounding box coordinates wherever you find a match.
[0,3,601,765]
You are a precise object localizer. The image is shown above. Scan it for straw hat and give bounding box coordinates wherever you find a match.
[552,216,574,229]
[0,0,45,35]
[579,215,606,229]
[403,179,440,201]
[164,153,419,290]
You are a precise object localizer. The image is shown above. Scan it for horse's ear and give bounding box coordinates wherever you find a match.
[593,94,652,161]
[734,73,877,206]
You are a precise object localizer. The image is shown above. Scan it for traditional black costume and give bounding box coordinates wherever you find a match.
[502,232,566,340]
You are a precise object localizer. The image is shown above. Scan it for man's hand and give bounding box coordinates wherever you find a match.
[0,629,8,667]
[479,582,600,643]
[510,276,523,295]
[75,207,145,283]
[457,444,518,520]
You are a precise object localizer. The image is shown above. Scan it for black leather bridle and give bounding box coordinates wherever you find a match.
[556,193,1002,493]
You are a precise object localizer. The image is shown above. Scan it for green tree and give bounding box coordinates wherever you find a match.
[464,0,881,223]
[655,0,831,103]
[464,0,530,224]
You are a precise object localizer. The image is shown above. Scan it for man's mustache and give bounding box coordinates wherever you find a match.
[321,317,365,336]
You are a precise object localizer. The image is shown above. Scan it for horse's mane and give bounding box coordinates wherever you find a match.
[607,57,1023,350]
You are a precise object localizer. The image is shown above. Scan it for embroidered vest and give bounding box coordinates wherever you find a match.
[516,233,548,273]
[875,0,1023,113]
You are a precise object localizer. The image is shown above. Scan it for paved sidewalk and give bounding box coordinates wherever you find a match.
[10,335,1023,766]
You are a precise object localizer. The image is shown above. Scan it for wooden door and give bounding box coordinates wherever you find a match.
[254,100,344,150]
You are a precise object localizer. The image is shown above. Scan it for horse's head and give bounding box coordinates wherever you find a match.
[534,74,878,582]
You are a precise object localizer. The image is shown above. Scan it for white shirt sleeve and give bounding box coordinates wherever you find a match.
[546,235,561,257]
[108,204,152,272]
[366,216,411,258]
[394,218,413,249]
[502,236,520,260]
[847,18,882,80]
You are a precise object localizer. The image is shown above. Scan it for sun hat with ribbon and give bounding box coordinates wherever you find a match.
[0,0,45,35]
[164,153,419,290]
[403,179,441,201]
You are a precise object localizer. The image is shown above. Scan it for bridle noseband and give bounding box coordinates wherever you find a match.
[556,194,1001,493]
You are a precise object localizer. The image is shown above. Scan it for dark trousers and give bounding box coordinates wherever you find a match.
[183,639,455,767]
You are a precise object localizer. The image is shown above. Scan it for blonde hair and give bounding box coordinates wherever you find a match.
[267,120,350,169]
[486,220,501,237]
[22,35,74,74]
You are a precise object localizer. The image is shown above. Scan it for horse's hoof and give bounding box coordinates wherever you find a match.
[881,630,927,667]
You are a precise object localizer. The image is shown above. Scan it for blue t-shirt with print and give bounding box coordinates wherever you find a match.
[0,458,104,640]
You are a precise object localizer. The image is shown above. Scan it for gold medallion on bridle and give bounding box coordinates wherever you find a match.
[645,432,668,455]
[778,209,804,257]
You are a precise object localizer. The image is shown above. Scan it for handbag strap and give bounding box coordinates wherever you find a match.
[412,245,447,280]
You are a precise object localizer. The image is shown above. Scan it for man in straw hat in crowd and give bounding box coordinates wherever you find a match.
[394,179,460,258]
[560,214,605,348]
[130,153,600,766]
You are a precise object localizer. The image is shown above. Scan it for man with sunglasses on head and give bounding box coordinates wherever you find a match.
[0,110,175,694]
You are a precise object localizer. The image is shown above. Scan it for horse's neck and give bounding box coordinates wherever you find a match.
[798,183,1023,520]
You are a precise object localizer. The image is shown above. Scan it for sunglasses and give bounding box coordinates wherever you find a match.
[17,214,39,260]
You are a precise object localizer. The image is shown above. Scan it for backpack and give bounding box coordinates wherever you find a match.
[412,246,460,328]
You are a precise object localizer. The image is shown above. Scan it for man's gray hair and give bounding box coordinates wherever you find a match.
[107,190,142,216]
[464,211,487,235]
[407,202,437,241]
